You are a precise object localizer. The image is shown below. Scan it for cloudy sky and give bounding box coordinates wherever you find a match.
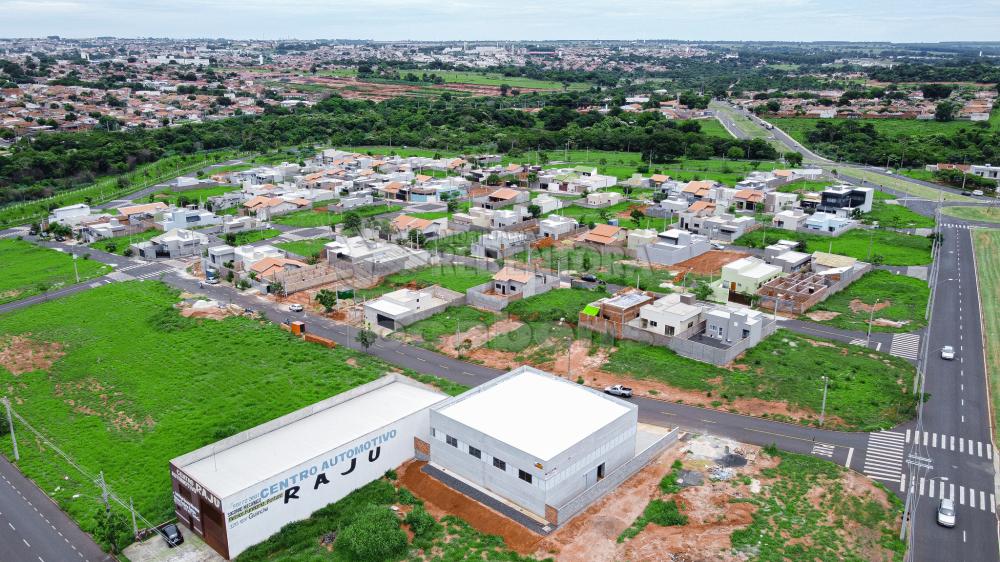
[1,0,998,42]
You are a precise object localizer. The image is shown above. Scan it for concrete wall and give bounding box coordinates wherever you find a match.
[466,282,517,312]
[758,263,871,314]
[666,318,778,366]
[552,428,680,525]
[275,264,348,294]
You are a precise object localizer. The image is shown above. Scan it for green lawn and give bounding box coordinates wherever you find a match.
[416,69,587,91]
[275,238,331,259]
[272,204,401,228]
[777,180,835,194]
[605,329,916,431]
[807,270,930,333]
[425,231,483,256]
[845,169,968,202]
[771,114,1000,144]
[406,306,499,347]
[484,289,608,356]
[228,228,281,245]
[973,229,1000,445]
[861,201,936,229]
[356,265,493,299]
[942,205,1000,224]
[88,229,160,255]
[236,477,542,562]
[153,185,240,206]
[0,239,111,304]
[734,227,933,266]
[0,282,462,551]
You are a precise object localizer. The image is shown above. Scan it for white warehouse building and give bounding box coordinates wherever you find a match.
[429,366,676,526]
[169,375,448,559]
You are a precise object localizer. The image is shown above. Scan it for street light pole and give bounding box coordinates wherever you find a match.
[866,298,880,346]
[819,376,829,427]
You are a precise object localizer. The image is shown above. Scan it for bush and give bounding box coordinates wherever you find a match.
[335,505,407,561]
[404,505,441,548]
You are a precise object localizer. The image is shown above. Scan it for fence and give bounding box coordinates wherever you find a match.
[666,318,778,366]
[466,282,517,311]
[551,428,680,525]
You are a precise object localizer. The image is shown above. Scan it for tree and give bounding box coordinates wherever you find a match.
[355,327,377,353]
[935,101,956,122]
[527,204,542,218]
[581,254,592,271]
[485,173,502,186]
[342,211,362,233]
[784,151,803,166]
[407,229,427,248]
[446,199,459,214]
[315,289,337,312]
[630,208,645,225]
[335,505,407,561]
[93,508,130,554]
[921,84,953,100]
[693,282,713,301]
[726,146,743,160]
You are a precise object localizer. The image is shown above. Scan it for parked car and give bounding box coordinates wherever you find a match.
[941,345,956,360]
[972,190,985,197]
[162,523,184,547]
[604,384,633,398]
[711,243,725,250]
[205,277,219,285]
[288,303,304,312]
[580,273,598,283]
[937,498,956,528]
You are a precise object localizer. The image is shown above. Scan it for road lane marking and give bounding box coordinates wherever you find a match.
[23,538,30,547]
[845,447,854,469]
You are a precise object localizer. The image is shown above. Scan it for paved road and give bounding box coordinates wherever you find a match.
[0,456,112,562]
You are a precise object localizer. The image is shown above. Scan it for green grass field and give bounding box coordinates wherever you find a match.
[777,180,836,194]
[862,201,936,229]
[846,169,968,202]
[425,231,482,256]
[735,227,933,266]
[153,185,240,206]
[0,282,462,551]
[406,306,499,348]
[604,329,916,431]
[229,228,281,246]
[807,270,930,333]
[942,205,1000,224]
[355,265,493,300]
[88,229,160,255]
[275,238,332,258]
[973,229,1000,445]
[272,204,401,228]
[0,239,111,303]
[770,114,1000,144]
[414,69,588,91]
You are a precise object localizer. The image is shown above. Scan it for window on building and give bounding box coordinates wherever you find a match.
[518,469,532,483]
[430,428,436,438]
[469,446,481,459]
[446,435,457,448]
[493,457,506,471]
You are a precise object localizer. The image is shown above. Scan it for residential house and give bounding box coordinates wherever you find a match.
[579,291,654,338]
[47,203,92,226]
[116,202,168,224]
[132,228,208,259]
[585,191,623,207]
[471,230,531,259]
[538,215,579,240]
[711,257,782,302]
[680,180,715,203]
[764,191,798,213]
[581,224,626,247]
[341,189,374,209]
[234,244,285,271]
[682,213,756,243]
[243,196,307,220]
[636,228,711,266]
[203,245,236,277]
[480,187,529,210]
[515,193,563,216]
[392,215,445,240]
[732,189,765,212]
[364,286,462,332]
[703,308,766,344]
[490,209,527,229]
[487,267,558,299]
[450,207,494,230]
[636,293,703,337]
[971,164,1000,184]
[771,208,808,231]
[817,186,873,216]
[627,229,658,250]
[221,215,264,234]
[811,251,858,274]
[157,208,222,231]
[804,212,853,234]
[324,236,432,277]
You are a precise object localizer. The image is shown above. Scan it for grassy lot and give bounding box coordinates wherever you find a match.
[485,288,608,356]
[152,185,240,206]
[732,448,905,561]
[771,114,999,144]
[777,179,836,194]
[229,228,281,246]
[0,239,111,304]
[942,205,1000,224]
[88,229,160,255]
[236,477,542,562]
[806,270,930,333]
[843,168,967,201]
[973,229,1000,445]
[425,231,482,256]
[272,204,401,228]
[734,227,933,266]
[861,201,936,229]
[406,306,499,348]
[275,238,331,259]
[417,69,587,91]
[355,264,493,299]
[0,282,463,551]
[605,329,916,431]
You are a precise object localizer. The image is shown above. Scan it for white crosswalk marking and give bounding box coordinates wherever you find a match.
[863,431,905,482]
[848,338,868,347]
[904,431,991,456]
[811,442,835,458]
[890,333,921,361]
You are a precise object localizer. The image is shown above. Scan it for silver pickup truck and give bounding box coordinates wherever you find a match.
[604,384,633,398]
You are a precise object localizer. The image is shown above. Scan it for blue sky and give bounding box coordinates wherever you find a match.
[1,0,998,42]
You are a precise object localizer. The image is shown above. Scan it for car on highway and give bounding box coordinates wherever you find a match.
[288,303,304,312]
[937,498,956,528]
[972,189,984,196]
[162,523,184,547]
[604,384,633,398]
[960,191,972,197]
[941,345,956,360]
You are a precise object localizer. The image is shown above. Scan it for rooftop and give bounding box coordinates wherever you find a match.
[435,367,632,461]
[177,377,446,498]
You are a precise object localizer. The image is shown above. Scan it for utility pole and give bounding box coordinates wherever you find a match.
[2,397,18,461]
[97,470,110,513]
[72,252,80,283]
[866,298,880,346]
[819,376,829,426]
[130,497,139,536]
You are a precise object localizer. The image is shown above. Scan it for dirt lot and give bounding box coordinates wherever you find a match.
[398,460,544,553]
[672,250,750,278]
[0,334,65,375]
[439,318,523,358]
[285,75,550,101]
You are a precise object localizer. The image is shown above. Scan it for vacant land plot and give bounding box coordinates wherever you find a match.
[604,329,916,431]
[272,204,401,228]
[943,205,1000,224]
[356,264,493,300]
[229,228,281,245]
[776,179,836,194]
[407,305,500,349]
[88,229,160,255]
[735,227,933,265]
[426,231,483,255]
[771,114,999,144]
[153,185,239,206]
[806,270,930,332]
[275,238,331,259]
[973,229,1000,445]
[862,201,936,229]
[846,168,967,202]
[0,282,460,551]
[0,239,111,304]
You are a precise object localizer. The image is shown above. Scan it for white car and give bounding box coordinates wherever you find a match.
[711,243,725,250]
[941,346,955,360]
[288,303,304,312]
[937,498,956,528]
[972,190,984,197]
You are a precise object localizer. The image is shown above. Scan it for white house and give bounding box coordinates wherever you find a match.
[158,208,222,231]
[539,215,579,240]
[48,203,92,226]
[132,229,209,259]
[635,229,711,266]
[804,212,853,234]
[234,244,285,270]
[771,208,809,231]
